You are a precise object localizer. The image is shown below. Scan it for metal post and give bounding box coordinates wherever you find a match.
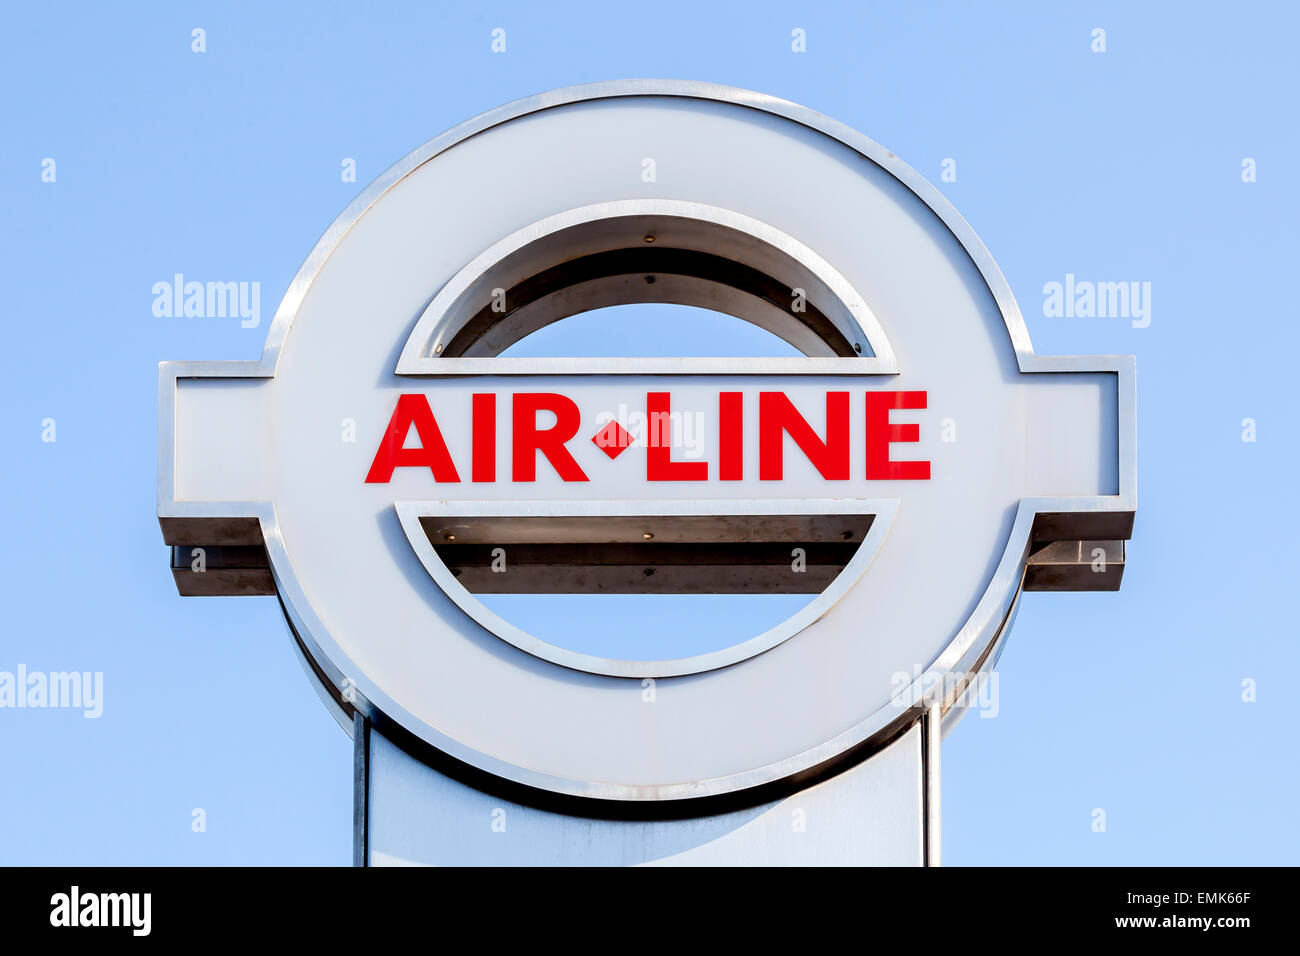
[923,703,942,867]
[352,712,370,868]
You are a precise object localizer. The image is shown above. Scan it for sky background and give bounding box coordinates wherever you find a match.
[2,1,1296,865]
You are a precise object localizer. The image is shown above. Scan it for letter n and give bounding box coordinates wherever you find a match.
[759,392,849,479]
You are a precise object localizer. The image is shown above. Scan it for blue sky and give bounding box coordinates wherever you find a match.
[1,1,1296,865]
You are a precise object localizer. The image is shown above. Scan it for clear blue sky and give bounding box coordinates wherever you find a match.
[1,1,1296,865]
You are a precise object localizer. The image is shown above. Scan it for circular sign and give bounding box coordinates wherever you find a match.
[160,80,1134,803]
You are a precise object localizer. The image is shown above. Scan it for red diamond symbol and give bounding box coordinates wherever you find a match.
[592,421,635,459]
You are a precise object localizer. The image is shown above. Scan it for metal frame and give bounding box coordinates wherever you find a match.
[159,80,1136,805]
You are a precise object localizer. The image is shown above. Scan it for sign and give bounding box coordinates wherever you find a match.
[160,81,1134,806]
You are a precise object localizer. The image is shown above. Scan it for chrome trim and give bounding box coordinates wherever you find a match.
[396,199,898,374]
[396,497,898,679]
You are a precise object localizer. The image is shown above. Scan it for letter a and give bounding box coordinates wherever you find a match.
[365,394,460,482]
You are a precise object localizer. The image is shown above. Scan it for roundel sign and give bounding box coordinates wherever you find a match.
[160,80,1134,802]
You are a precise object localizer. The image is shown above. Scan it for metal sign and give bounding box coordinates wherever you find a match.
[159,80,1134,829]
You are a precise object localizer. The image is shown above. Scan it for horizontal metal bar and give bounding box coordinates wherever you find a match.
[419,513,873,545]
[1024,540,1125,591]
[165,529,1121,595]
[448,564,841,594]
[437,541,855,594]
[169,544,274,596]
[159,515,263,547]
[1030,511,1133,544]
[434,542,859,565]
[398,356,893,376]
[170,568,275,597]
